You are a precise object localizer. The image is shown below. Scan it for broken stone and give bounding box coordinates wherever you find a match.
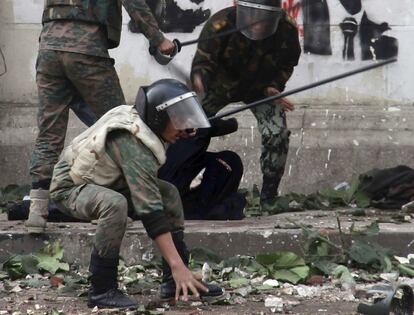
[263,279,279,287]
[234,285,253,297]
[286,300,300,307]
[191,301,203,307]
[250,275,266,285]
[379,272,399,283]
[233,296,247,304]
[264,295,284,313]
[10,285,21,293]
[295,285,317,298]
[202,263,212,282]
[281,283,295,295]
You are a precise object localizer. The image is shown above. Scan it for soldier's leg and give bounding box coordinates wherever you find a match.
[250,103,290,211]
[63,53,125,118]
[157,179,222,299]
[52,184,136,308]
[27,50,77,233]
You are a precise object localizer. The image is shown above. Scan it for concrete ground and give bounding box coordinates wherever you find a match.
[0,286,359,315]
[1,209,414,314]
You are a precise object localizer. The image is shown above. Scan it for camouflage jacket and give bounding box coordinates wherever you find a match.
[191,7,301,102]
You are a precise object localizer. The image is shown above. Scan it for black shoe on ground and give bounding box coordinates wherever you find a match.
[160,279,223,300]
[88,288,138,309]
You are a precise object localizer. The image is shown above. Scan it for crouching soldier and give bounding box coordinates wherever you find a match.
[49,79,223,309]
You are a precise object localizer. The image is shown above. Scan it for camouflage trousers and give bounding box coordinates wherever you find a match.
[202,86,290,198]
[30,50,125,187]
[52,179,184,259]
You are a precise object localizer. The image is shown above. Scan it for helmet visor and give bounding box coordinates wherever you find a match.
[237,1,283,40]
[156,92,211,130]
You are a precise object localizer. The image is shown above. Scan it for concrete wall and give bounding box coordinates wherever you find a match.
[1,0,414,193]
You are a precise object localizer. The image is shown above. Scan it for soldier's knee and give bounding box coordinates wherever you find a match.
[100,193,128,223]
[169,184,181,202]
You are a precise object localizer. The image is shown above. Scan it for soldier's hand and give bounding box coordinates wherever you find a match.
[192,73,205,96]
[172,264,208,301]
[265,87,295,111]
[158,38,175,55]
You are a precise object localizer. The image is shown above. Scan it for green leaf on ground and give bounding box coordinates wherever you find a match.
[229,277,250,288]
[221,255,267,275]
[312,261,339,276]
[256,252,306,268]
[256,252,310,284]
[398,264,414,277]
[348,239,393,272]
[332,265,356,289]
[272,269,303,284]
[35,242,69,274]
[2,255,39,280]
[1,242,70,279]
[36,255,69,274]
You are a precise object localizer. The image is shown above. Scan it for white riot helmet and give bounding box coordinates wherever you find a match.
[237,0,284,40]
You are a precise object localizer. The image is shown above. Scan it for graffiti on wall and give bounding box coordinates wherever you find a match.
[283,0,398,61]
[129,0,398,61]
[128,0,211,33]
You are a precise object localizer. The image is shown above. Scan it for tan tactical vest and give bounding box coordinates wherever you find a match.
[63,105,166,186]
[42,0,122,48]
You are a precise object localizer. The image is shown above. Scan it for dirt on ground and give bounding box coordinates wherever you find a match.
[0,283,362,315]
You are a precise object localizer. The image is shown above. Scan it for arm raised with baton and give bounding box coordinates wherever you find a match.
[210,58,397,120]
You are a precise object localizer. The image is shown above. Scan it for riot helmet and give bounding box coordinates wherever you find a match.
[236,0,284,40]
[135,79,210,138]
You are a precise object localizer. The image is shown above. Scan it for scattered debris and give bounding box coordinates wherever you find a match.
[0,184,30,213]
[264,296,284,313]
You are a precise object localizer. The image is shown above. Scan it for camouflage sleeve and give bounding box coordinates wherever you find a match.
[191,18,227,85]
[267,23,301,92]
[122,0,164,47]
[105,130,172,238]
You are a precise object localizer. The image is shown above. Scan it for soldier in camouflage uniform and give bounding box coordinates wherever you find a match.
[191,0,301,211]
[49,79,222,309]
[27,0,177,233]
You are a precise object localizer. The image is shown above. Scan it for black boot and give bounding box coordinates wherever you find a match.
[159,230,223,300]
[260,175,281,201]
[88,249,137,309]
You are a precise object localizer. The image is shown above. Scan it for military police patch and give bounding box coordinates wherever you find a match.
[212,20,227,32]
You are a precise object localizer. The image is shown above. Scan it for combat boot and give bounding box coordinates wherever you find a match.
[88,250,137,309]
[260,175,281,213]
[159,230,223,300]
[25,189,49,233]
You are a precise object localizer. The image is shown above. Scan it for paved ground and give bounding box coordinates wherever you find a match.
[0,282,360,314]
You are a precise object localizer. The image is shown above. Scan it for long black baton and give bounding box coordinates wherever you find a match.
[150,17,275,64]
[209,58,397,121]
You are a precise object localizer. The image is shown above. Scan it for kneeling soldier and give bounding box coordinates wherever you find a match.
[49,79,223,309]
